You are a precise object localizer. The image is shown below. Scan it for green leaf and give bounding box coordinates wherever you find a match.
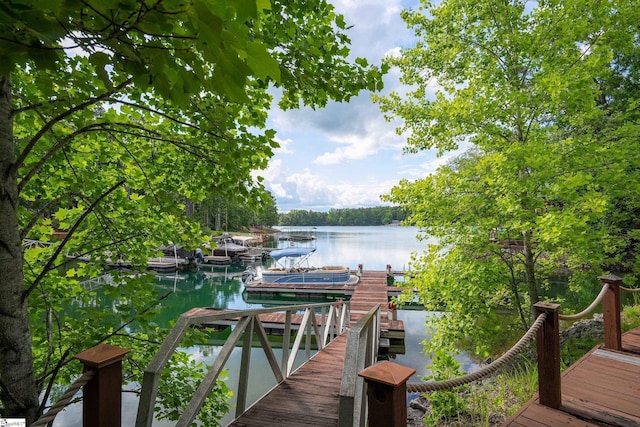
[246,41,281,82]
[89,52,112,89]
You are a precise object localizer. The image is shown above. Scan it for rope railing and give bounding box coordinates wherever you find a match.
[558,283,610,321]
[621,285,640,293]
[32,370,94,427]
[407,312,547,393]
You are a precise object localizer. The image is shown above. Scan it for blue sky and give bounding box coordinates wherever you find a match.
[255,0,466,213]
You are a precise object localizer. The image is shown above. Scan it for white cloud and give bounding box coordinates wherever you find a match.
[260,159,284,182]
[263,0,428,212]
[274,137,294,154]
[313,116,402,165]
[268,169,398,212]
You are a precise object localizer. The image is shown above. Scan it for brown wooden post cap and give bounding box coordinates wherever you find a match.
[533,302,560,312]
[599,274,623,284]
[74,344,130,368]
[358,361,415,387]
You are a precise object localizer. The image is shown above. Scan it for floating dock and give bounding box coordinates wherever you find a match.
[239,269,406,354]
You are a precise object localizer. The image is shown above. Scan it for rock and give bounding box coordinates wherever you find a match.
[559,313,604,345]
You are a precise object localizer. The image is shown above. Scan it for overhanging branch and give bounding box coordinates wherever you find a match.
[22,179,126,301]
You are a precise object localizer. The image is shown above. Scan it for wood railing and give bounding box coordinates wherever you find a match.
[338,304,381,427]
[360,274,634,426]
[135,301,350,427]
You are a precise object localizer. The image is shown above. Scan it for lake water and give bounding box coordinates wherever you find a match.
[54,225,476,426]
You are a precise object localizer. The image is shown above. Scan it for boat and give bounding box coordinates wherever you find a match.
[242,247,359,285]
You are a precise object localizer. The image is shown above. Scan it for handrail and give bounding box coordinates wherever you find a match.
[404,274,627,395]
[558,283,610,321]
[135,300,350,427]
[407,312,546,393]
[23,238,55,249]
[555,279,640,321]
[338,304,381,427]
[31,370,95,427]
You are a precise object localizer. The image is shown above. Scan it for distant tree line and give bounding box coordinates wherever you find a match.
[187,191,280,232]
[279,206,409,226]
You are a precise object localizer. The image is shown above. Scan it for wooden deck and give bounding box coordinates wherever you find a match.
[227,270,399,426]
[503,328,640,426]
[227,334,347,426]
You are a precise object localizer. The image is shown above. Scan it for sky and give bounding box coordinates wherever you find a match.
[256,0,463,213]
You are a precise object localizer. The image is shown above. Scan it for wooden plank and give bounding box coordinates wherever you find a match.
[576,358,640,385]
[592,348,640,366]
[504,403,601,427]
[622,329,640,353]
[228,334,348,426]
[507,327,640,427]
[562,395,640,427]
[566,361,640,395]
[562,381,640,416]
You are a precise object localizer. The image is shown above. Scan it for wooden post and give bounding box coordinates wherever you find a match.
[358,361,415,427]
[600,274,623,351]
[534,302,561,409]
[74,344,130,427]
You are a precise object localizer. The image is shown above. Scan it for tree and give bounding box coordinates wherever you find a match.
[378,0,640,354]
[0,0,384,422]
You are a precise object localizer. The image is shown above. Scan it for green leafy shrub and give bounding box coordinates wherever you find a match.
[424,350,468,426]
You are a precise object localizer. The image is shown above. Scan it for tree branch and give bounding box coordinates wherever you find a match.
[23,179,126,301]
[106,97,226,140]
[12,78,133,177]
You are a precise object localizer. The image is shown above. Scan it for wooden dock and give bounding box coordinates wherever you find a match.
[503,327,640,426]
[226,270,399,426]
[228,334,348,426]
[349,270,405,346]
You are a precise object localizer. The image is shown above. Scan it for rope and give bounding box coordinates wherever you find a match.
[558,283,610,321]
[407,313,547,393]
[621,285,640,293]
[32,370,95,427]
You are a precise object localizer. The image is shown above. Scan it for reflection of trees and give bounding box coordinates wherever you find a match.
[208,276,243,308]
[152,271,245,327]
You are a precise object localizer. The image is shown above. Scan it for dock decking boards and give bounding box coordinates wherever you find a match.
[227,334,347,426]
[503,330,640,426]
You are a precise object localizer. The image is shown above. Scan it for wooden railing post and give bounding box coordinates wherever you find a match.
[358,361,415,427]
[534,302,561,409]
[600,274,623,351]
[74,344,130,427]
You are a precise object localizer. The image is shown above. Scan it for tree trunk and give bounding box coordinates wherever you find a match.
[0,74,39,422]
[523,231,539,318]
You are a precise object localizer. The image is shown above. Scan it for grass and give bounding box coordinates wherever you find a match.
[411,363,539,426]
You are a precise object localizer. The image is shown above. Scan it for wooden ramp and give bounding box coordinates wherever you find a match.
[227,270,402,426]
[503,328,640,426]
[227,334,347,426]
[350,270,404,333]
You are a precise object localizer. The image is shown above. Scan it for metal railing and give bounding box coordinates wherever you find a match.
[338,304,381,427]
[135,300,350,427]
[23,239,55,250]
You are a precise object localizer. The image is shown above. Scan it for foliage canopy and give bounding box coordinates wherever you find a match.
[378,0,640,356]
[0,0,385,422]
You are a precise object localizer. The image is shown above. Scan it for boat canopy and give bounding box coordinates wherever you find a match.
[269,247,316,261]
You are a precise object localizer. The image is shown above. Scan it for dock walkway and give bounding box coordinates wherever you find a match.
[504,327,640,426]
[227,334,347,426]
[227,270,396,426]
